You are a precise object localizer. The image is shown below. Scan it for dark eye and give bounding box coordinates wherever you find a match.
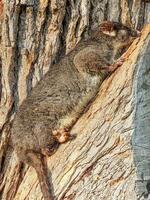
[117,30,128,41]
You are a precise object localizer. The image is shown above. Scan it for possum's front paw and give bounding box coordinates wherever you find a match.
[101,57,125,73]
[52,128,75,143]
[114,57,125,67]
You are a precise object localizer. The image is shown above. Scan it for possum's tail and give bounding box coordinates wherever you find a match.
[27,152,54,200]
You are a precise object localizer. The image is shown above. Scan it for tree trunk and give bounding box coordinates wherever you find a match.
[0,0,150,199]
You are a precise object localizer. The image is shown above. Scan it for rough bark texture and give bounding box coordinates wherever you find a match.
[0,0,150,199]
[133,28,150,199]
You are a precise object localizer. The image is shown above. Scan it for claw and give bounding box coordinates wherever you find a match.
[102,57,126,73]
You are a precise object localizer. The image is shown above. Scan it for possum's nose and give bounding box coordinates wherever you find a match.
[135,30,141,37]
[132,30,141,38]
[137,31,141,37]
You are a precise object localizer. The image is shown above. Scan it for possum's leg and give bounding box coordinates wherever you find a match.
[26,151,53,200]
[41,142,59,157]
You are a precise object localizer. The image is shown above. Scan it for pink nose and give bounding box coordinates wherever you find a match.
[132,30,141,38]
[137,31,141,37]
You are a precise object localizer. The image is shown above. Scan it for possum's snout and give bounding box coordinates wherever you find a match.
[131,30,141,38]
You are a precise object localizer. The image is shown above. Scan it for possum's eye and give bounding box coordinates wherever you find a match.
[117,29,128,41]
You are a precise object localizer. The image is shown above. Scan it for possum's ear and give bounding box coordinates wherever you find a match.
[100,21,116,37]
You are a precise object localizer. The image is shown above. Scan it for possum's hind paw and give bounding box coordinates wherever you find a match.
[52,128,75,143]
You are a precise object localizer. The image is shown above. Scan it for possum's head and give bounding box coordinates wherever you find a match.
[99,21,140,58]
[99,21,139,39]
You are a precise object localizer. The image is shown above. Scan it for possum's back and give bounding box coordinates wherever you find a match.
[11,55,86,151]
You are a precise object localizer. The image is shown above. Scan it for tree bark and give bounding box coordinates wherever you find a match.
[0,0,150,199]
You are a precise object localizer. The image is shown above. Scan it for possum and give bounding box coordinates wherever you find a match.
[11,21,139,200]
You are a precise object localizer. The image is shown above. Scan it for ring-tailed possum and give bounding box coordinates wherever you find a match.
[11,21,140,200]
